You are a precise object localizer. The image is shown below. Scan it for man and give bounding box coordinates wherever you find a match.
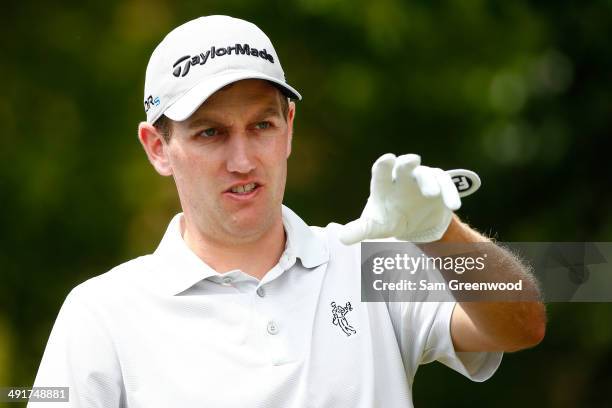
[30,15,545,407]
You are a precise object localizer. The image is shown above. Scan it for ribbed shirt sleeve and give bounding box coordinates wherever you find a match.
[29,287,125,407]
[392,301,502,383]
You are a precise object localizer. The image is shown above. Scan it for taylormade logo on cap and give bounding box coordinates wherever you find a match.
[172,44,275,78]
[143,15,301,124]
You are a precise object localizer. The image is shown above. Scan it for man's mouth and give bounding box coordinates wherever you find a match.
[227,182,259,195]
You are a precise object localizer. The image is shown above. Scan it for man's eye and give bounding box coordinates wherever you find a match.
[255,121,271,130]
[200,128,218,137]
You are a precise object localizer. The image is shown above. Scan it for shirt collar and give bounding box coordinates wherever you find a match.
[281,205,329,268]
[152,205,329,295]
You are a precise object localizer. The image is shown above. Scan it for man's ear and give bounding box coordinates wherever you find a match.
[138,122,173,176]
[286,101,296,158]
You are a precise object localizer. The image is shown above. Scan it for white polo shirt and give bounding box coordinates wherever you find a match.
[31,205,502,408]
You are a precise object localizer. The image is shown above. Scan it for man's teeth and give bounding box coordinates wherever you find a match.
[231,183,256,194]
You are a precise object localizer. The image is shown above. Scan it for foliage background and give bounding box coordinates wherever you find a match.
[1,0,611,406]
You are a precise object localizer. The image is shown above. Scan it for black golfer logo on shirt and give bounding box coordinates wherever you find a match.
[331,301,357,336]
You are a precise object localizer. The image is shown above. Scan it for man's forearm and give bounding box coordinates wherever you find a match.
[438,215,547,352]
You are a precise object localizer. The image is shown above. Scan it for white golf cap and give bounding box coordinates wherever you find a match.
[143,15,302,124]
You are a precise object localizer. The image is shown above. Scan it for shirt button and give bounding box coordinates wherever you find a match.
[222,277,233,285]
[267,321,279,335]
[256,287,265,298]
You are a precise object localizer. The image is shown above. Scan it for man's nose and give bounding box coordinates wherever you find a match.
[226,133,256,174]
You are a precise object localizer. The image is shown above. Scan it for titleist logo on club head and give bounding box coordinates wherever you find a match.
[172,44,275,78]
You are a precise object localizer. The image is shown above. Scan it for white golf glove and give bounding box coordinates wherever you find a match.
[338,153,481,244]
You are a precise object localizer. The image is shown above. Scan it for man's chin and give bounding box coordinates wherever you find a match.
[225,209,276,239]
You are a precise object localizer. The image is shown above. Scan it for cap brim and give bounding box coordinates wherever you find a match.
[163,70,302,122]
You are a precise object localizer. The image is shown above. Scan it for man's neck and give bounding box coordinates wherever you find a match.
[181,215,286,281]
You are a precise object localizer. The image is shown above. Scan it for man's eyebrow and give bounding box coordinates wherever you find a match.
[256,105,283,119]
[187,116,225,129]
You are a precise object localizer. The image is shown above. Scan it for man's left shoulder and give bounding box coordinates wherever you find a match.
[309,222,361,260]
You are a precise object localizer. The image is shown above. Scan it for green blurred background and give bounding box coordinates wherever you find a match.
[1,0,611,406]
